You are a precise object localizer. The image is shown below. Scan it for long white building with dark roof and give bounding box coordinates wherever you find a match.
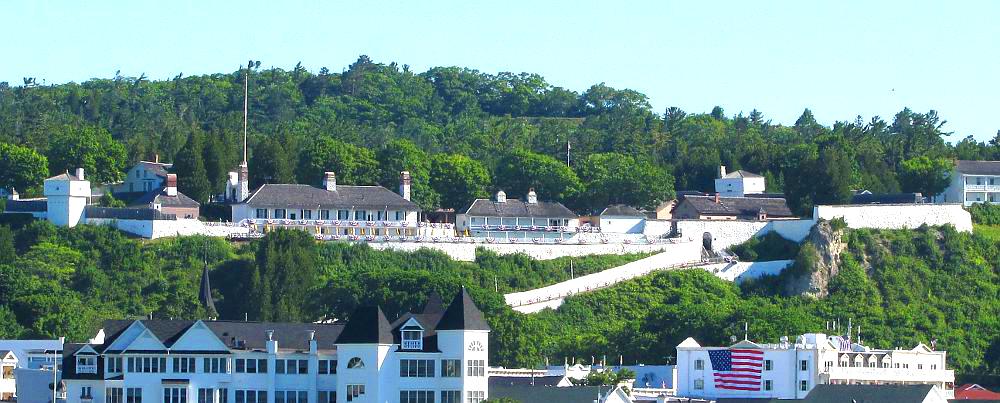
[61,288,490,403]
[455,189,580,241]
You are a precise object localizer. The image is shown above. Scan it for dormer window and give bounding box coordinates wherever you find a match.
[76,356,97,374]
[402,329,423,350]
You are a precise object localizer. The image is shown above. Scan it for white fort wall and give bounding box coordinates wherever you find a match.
[813,203,972,232]
[369,241,687,262]
[673,219,815,251]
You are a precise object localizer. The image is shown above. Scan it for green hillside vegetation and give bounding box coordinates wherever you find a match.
[1,57,995,214]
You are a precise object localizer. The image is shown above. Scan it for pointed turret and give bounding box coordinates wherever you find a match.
[422,292,445,315]
[437,287,490,331]
[199,262,218,319]
[335,306,394,344]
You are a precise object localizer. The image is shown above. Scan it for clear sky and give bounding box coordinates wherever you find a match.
[4,0,998,141]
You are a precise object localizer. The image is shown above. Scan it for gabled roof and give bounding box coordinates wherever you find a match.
[677,195,794,218]
[135,161,172,177]
[955,160,1000,175]
[462,198,576,219]
[129,187,200,208]
[802,384,937,403]
[722,170,763,179]
[45,172,80,181]
[97,319,345,353]
[243,184,418,210]
[600,204,644,217]
[335,306,394,344]
[677,337,701,348]
[437,288,490,331]
[955,383,1000,400]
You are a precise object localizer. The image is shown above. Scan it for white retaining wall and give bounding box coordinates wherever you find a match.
[673,219,815,251]
[700,260,795,283]
[87,218,250,239]
[505,241,703,313]
[369,241,687,262]
[813,203,972,233]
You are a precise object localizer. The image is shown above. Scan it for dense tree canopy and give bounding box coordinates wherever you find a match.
[0,142,48,195]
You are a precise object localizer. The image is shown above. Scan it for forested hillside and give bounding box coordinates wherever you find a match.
[0,221,997,375]
[2,56,999,214]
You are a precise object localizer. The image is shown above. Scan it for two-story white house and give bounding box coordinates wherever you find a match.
[111,159,173,195]
[934,160,1000,205]
[60,289,490,403]
[714,166,766,197]
[675,333,954,401]
[231,171,422,238]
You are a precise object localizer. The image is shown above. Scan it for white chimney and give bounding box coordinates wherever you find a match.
[526,188,537,204]
[323,172,337,191]
[719,165,727,178]
[400,171,411,201]
[166,174,178,196]
[8,188,18,201]
[496,190,507,203]
[75,168,85,181]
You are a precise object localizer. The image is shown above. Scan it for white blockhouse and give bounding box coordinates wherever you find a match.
[43,168,91,227]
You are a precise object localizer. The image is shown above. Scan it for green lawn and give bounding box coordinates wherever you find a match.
[973,224,1000,242]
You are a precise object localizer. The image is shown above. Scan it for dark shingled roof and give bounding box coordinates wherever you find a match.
[96,319,345,353]
[489,385,618,403]
[802,384,937,403]
[678,195,794,218]
[851,192,923,204]
[463,198,576,219]
[437,288,490,331]
[129,188,200,208]
[199,264,217,319]
[489,375,568,387]
[956,160,1000,176]
[3,200,47,212]
[46,172,80,181]
[335,306,394,344]
[600,204,644,217]
[137,161,171,177]
[243,184,418,210]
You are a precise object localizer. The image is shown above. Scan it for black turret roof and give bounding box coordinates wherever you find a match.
[437,287,490,331]
[334,306,394,344]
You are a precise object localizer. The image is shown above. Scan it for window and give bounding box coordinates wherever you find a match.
[198,389,219,403]
[694,359,704,370]
[126,387,142,403]
[354,210,364,220]
[402,329,423,350]
[302,210,312,219]
[76,356,97,373]
[800,359,808,371]
[931,364,937,370]
[346,385,365,402]
[694,379,704,390]
[318,391,336,403]
[1,366,12,379]
[400,359,435,377]
[764,359,772,371]
[173,357,196,373]
[126,356,166,373]
[800,380,809,391]
[274,209,286,219]
[274,391,307,403]
[466,391,485,403]
[106,387,123,403]
[164,387,188,403]
[441,391,461,403]
[256,209,268,219]
[204,357,228,373]
[395,211,403,221]
[347,357,364,369]
[318,359,337,374]
[401,391,434,403]
[917,364,923,370]
[81,386,93,399]
[467,359,485,377]
[235,391,266,403]
[441,359,461,377]
[321,210,331,220]
[764,380,773,391]
[107,357,123,373]
[338,210,349,220]
[276,359,309,374]
[235,358,267,374]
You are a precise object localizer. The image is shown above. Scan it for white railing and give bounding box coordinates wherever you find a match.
[76,364,97,374]
[824,367,954,383]
[401,340,423,350]
[965,184,1000,192]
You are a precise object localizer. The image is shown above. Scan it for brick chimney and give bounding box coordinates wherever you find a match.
[715,192,720,204]
[166,174,178,196]
[400,171,411,201]
[323,172,337,191]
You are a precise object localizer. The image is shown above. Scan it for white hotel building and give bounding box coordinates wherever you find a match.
[61,290,490,403]
[934,160,1000,205]
[676,333,954,401]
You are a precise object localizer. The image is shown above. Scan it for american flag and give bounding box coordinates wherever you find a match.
[708,349,764,391]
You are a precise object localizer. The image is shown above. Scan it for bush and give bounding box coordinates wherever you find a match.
[968,203,1000,225]
[729,232,801,261]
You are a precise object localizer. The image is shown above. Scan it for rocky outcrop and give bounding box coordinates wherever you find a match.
[782,220,847,297]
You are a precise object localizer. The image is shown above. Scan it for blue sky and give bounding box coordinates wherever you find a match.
[4,0,998,141]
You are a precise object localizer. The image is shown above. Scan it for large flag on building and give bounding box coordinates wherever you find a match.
[708,348,764,391]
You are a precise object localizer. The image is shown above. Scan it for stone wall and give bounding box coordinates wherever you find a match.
[369,240,690,262]
[700,260,795,283]
[813,203,972,232]
[673,219,815,252]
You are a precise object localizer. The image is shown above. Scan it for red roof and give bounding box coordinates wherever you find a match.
[955,383,1000,400]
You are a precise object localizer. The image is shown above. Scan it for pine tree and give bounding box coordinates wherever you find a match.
[202,134,228,194]
[172,132,212,203]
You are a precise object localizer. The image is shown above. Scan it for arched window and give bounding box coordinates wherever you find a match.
[347,357,364,369]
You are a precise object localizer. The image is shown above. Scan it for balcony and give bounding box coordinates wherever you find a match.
[964,184,1000,192]
[401,340,423,350]
[824,367,954,383]
[76,364,97,374]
